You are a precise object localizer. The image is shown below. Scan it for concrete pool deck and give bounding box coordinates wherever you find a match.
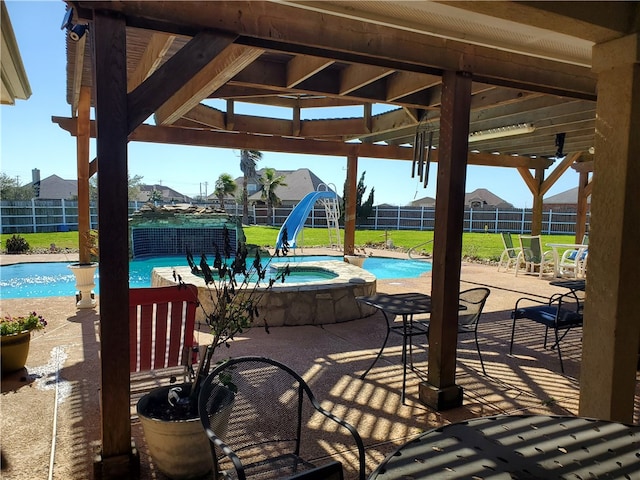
[2,248,639,479]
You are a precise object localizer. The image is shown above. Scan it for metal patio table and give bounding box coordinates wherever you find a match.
[356,293,465,404]
[369,414,640,479]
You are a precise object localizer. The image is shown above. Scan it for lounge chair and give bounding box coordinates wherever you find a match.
[559,247,588,278]
[497,232,520,272]
[515,235,555,278]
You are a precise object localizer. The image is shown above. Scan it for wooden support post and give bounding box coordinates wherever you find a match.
[575,171,590,243]
[344,155,357,256]
[420,71,471,410]
[531,168,544,235]
[580,34,640,423]
[77,85,92,264]
[92,12,139,478]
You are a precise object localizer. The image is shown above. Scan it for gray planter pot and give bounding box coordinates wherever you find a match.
[137,383,224,480]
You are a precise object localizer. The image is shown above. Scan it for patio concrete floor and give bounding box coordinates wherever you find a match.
[1,249,638,479]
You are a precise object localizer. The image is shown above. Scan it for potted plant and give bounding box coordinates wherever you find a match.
[1,311,47,374]
[136,226,289,479]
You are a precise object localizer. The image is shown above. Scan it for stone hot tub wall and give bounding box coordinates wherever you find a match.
[150,261,378,326]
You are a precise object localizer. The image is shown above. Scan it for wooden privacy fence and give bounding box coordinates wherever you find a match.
[1,199,588,235]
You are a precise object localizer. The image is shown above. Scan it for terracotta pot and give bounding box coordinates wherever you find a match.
[1,331,31,374]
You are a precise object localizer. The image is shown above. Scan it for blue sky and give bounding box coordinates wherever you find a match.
[1,1,581,207]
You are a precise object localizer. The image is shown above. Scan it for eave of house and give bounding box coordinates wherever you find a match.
[1,1,31,105]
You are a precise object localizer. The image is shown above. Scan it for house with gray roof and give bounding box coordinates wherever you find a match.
[229,168,339,207]
[544,187,590,211]
[26,174,77,200]
[411,188,512,209]
[137,184,193,203]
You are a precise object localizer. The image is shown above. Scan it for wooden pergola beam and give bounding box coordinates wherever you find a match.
[52,116,554,169]
[127,30,239,133]
[79,1,598,99]
[127,32,176,93]
[540,152,582,197]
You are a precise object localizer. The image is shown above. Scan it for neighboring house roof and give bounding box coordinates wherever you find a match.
[409,196,436,207]
[26,174,77,200]
[410,189,512,208]
[545,187,590,205]
[236,168,339,203]
[1,1,31,105]
[137,184,193,203]
[465,188,512,208]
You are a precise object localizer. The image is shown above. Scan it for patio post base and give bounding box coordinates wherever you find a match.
[418,382,463,411]
[93,440,140,480]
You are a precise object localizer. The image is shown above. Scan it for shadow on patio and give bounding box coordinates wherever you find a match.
[1,260,638,479]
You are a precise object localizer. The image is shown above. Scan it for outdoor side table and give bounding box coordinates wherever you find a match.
[356,293,434,404]
[550,279,586,293]
[369,414,640,479]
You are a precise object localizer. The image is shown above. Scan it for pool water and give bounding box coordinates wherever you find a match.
[0,255,431,299]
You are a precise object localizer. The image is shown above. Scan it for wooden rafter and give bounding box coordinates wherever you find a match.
[155,44,264,125]
[127,30,239,133]
[70,34,86,116]
[540,152,582,196]
[127,32,176,93]
[286,55,334,88]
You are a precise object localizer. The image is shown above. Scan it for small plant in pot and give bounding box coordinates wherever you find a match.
[136,226,289,479]
[1,311,47,374]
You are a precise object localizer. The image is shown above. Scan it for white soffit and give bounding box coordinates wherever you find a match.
[1,1,31,105]
[280,1,593,67]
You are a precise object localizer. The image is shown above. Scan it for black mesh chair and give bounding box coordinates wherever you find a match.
[457,287,491,375]
[286,460,343,480]
[510,290,584,373]
[198,356,365,480]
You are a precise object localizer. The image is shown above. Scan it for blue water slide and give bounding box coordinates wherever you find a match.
[276,190,337,249]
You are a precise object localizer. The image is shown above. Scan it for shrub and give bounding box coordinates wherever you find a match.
[5,234,30,254]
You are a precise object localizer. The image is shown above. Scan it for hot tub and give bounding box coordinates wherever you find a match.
[150,260,378,326]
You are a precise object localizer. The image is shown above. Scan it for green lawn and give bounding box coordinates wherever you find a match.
[2,228,579,262]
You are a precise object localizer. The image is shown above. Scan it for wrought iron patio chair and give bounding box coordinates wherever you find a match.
[509,290,584,373]
[457,287,491,374]
[285,460,344,480]
[515,235,555,278]
[497,232,520,272]
[198,356,366,480]
[360,288,491,382]
[129,284,199,380]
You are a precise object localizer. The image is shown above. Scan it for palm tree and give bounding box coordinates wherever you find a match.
[259,168,287,225]
[214,173,237,212]
[239,150,262,224]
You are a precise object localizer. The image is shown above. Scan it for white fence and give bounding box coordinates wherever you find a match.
[0,199,588,235]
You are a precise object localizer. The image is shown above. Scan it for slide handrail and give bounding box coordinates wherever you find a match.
[407,239,434,260]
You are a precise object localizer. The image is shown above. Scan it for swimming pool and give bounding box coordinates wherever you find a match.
[0,255,431,299]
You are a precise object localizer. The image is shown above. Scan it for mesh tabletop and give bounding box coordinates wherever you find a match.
[369,415,640,479]
[356,293,433,315]
[550,280,586,292]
